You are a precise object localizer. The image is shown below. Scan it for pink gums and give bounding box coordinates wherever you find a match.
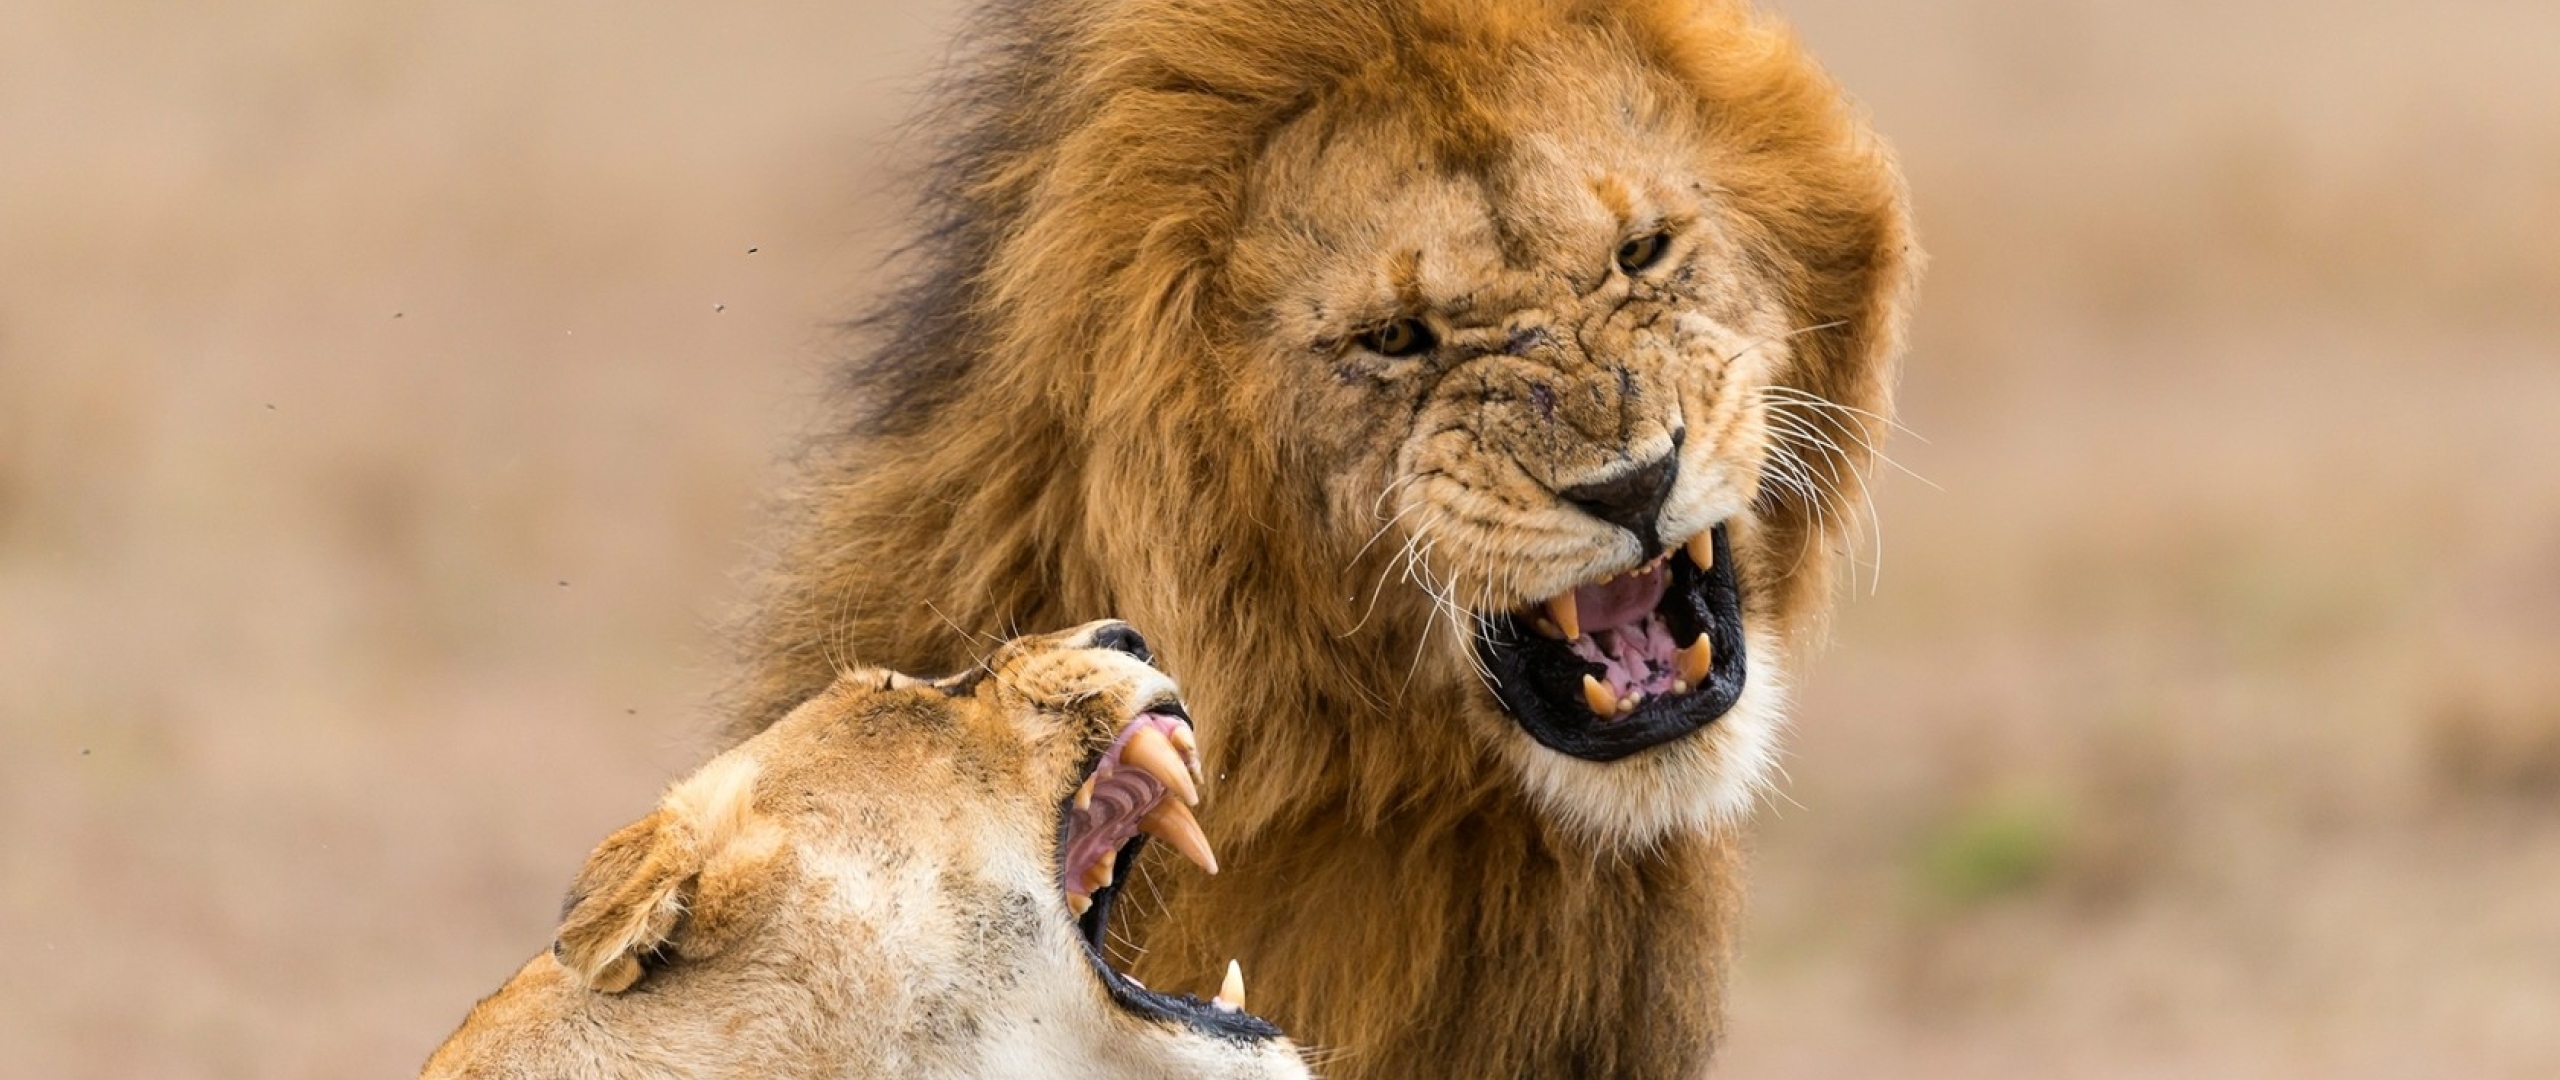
[1573,562,1670,632]
[1060,712,1185,894]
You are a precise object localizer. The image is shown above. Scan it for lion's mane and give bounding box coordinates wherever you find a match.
[730,0,1916,1074]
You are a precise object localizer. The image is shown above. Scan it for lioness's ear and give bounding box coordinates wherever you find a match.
[553,754,766,993]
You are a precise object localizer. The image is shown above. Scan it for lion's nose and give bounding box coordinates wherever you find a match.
[1083,622,1154,664]
[1558,446,1680,556]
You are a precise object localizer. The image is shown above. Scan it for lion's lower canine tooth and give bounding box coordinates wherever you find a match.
[1122,726,1199,806]
[1534,617,1563,640]
[1141,799,1219,874]
[1686,530,1715,570]
[1546,593,1582,640]
[1678,636,1713,686]
[1213,959,1246,1012]
[1582,674,1618,716]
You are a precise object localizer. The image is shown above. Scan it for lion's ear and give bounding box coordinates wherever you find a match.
[553,755,766,993]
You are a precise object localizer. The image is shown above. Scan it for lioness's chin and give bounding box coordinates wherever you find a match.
[1492,629,1789,848]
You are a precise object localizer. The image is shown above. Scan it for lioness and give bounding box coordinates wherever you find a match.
[424,621,1307,1080]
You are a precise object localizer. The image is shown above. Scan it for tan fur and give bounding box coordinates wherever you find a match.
[425,623,1309,1080]
[732,1,1918,1075]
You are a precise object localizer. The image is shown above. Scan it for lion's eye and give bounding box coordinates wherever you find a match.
[1360,318,1437,358]
[1614,230,1671,275]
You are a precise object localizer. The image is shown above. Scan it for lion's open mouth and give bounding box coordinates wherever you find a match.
[1056,706,1280,1040]
[1475,522,1748,761]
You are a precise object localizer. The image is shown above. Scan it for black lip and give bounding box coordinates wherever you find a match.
[1474,522,1749,762]
[1053,749,1281,1043]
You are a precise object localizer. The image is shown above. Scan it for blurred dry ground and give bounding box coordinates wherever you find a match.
[4,1,2557,1077]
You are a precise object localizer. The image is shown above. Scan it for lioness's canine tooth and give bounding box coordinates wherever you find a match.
[1546,593,1582,641]
[1677,636,1713,687]
[1121,726,1199,807]
[1082,854,1115,895]
[1213,959,1246,1012]
[1141,799,1219,875]
[1582,674,1618,717]
[1686,530,1715,570]
[1167,724,1206,788]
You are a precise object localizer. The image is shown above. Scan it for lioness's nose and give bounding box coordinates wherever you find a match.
[1558,448,1679,555]
[1083,622,1154,664]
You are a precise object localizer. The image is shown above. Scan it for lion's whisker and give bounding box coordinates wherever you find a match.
[1760,396,1895,594]
[1758,381,1929,444]
[1757,384,1938,492]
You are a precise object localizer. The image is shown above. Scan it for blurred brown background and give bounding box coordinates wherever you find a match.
[5,0,2555,1075]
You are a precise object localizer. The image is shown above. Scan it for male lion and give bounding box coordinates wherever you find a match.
[426,621,1309,1079]
[733,0,1918,1075]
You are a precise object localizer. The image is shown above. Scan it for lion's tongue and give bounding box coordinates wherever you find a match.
[1575,563,1670,633]
[1533,560,1710,718]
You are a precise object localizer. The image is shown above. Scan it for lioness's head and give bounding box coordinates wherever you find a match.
[425,621,1307,1080]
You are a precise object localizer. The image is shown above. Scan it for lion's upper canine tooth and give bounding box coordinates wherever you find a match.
[1678,635,1713,687]
[1685,530,1715,570]
[1141,798,1219,874]
[1073,773,1097,811]
[1582,674,1618,717]
[1213,959,1246,1012]
[1545,592,1582,641]
[1121,726,1200,806]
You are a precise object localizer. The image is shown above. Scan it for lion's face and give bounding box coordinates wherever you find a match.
[1224,34,1814,843]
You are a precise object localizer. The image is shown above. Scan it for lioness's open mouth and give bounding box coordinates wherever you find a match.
[1476,522,1748,761]
[1057,704,1281,1040]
